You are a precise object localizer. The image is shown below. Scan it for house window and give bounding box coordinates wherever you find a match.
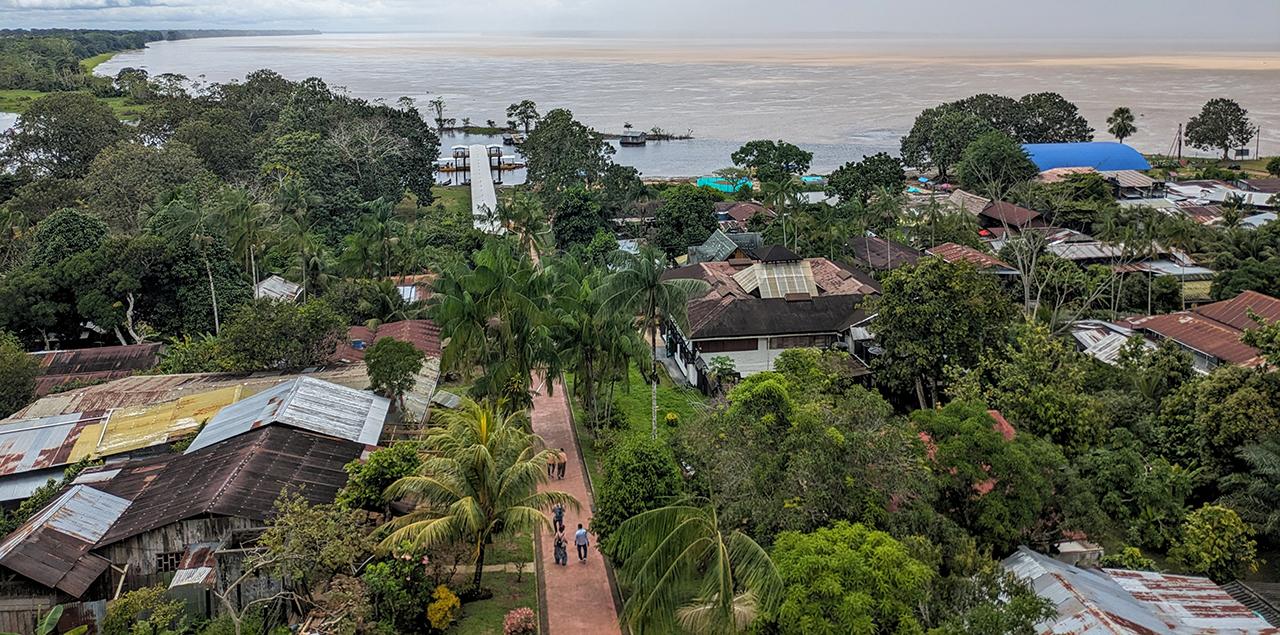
[156,551,183,573]
[697,339,758,353]
[768,335,837,350]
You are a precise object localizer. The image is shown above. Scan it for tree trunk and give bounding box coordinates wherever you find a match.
[650,322,659,439]
[205,255,221,335]
[914,376,928,411]
[472,540,487,589]
[113,326,128,347]
[124,293,142,344]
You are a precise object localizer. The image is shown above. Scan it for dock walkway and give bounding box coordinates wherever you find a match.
[468,144,503,234]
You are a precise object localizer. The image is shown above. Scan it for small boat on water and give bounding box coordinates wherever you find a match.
[503,133,527,146]
[619,130,647,146]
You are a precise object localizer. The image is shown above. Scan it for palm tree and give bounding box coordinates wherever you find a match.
[161,196,225,335]
[278,211,326,301]
[359,278,424,330]
[359,197,405,279]
[760,178,802,247]
[218,188,275,286]
[612,499,782,634]
[428,241,560,406]
[381,398,579,588]
[1221,439,1280,543]
[551,257,646,432]
[603,246,710,438]
[500,191,552,258]
[1107,107,1138,144]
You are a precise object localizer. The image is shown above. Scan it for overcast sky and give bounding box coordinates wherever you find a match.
[3,0,1280,43]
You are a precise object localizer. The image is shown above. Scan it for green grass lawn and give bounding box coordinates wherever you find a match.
[431,185,472,216]
[453,570,538,635]
[487,533,535,564]
[566,364,709,484]
[0,89,148,120]
[79,51,120,72]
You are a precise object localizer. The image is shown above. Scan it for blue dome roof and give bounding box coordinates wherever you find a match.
[1022,142,1151,172]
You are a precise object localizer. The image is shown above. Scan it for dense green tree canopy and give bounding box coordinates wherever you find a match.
[0,92,130,179]
[652,184,719,258]
[0,331,38,418]
[1185,98,1255,160]
[767,522,934,635]
[955,131,1040,198]
[868,258,1016,409]
[825,152,904,206]
[731,139,813,183]
[521,108,615,194]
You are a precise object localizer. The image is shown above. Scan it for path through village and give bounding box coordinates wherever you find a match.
[531,374,623,635]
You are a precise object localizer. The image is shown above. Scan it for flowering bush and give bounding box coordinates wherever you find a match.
[503,607,537,635]
[426,585,461,630]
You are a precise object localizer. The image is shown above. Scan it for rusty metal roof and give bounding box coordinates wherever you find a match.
[1109,568,1279,633]
[0,485,130,597]
[0,412,107,477]
[30,344,163,397]
[1122,291,1280,367]
[183,377,389,454]
[5,366,371,421]
[331,319,443,363]
[1194,290,1280,332]
[168,542,219,589]
[926,243,1016,273]
[1003,547,1278,634]
[99,426,363,546]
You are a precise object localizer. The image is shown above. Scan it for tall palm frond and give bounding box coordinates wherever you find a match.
[613,499,782,634]
[380,398,579,588]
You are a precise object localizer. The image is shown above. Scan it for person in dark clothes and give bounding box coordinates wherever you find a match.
[574,523,589,561]
[554,528,568,566]
[552,502,566,533]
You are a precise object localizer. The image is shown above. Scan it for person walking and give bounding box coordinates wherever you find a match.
[552,502,566,533]
[553,528,568,566]
[556,448,568,480]
[574,523,589,562]
[546,450,556,478]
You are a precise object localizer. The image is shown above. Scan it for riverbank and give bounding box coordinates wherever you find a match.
[0,90,148,119]
[80,51,124,73]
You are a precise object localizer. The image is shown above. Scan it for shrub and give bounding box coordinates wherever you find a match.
[664,411,679,427]
[426,585,460,631]
[503,607,538,635]
[362,552,435,634]
[1170,504,1261,583]
[1100,546,1158,571]
[337,442,422,512]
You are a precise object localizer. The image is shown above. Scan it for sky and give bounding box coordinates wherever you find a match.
[2,0,1280,44]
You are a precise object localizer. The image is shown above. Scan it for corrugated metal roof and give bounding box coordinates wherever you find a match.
[100,426,363,546]
[30,344,163,396]
[331,319,443,363]
[0,485,130,597]
[1003,547,1278,634]
[926,243,1015,272]
[6,366,371,420]
[1194,290,1280,333]
[1101,170,1159,189]
[0,467,67,503]
[0,388,241,484]
[183,377,389,454]
[168,542,219,589]
[253,275,303,302]
[1108,568,1279,633]
[1022,142,1151,171]
[0,412,106,476]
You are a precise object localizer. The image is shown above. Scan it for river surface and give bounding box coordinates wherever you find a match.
[52,33,1280,175]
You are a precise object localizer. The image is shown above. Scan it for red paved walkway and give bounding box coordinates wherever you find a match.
[531,376,623,635]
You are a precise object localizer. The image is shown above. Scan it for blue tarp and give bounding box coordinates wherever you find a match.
[1022,142,1151,172]
[697,176,752,193]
